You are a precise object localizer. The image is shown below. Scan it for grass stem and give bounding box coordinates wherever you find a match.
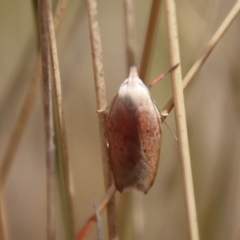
[123,0,136,68]
[75,184,116,240]
[47,1,74,239]
[139,0,162,80]
[85,0,118,239]
[0,1,69,239]
[162,0,240,118]
[37,0,56,238]
[165,0,200,240]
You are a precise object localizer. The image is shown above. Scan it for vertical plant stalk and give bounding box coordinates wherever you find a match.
[123,0,136,67]
[165,1,200,240]
[139,0,162,80]
[131,191,144,240]
[0,1,69,186]
[0,1,69,239]
[47,1,74,240]
[53,0,69,29]
[85,0,118,239]
[37,0,56,239]
[75,183,116,240]
[162,0,240,118]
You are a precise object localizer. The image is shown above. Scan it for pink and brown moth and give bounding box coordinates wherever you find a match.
[107,67,162,194]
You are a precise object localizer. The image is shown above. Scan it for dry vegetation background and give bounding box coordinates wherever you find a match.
[0,0,240,240]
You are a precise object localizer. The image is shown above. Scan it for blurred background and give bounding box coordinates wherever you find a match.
[0,0,240,240]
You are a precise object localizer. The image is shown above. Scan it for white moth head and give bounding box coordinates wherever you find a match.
[117,67,152,112]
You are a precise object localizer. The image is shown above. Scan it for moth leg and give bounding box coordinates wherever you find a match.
[97,93,118,114]
[96,108,108,113]
[160,110,168,117]
[158,109,178,140]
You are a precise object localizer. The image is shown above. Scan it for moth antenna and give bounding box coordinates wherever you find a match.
[159,111,178,141]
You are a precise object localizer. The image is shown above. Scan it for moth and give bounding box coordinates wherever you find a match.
[107,67,162,193]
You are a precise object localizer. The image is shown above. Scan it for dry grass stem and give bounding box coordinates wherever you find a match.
[0,1,68,187]
[0,1,69,239]
[47,2,74,240]
[165,1,200,240]
[182,0,240,89]
[123,0,136,67]
[0,61,41,187]
[0,62,41,240]
[75,183,116,240]
[162,0,240,117]
[1,1,239,239]
[139,0,162,80]
[53,0,69,31]
[132,191,144,240]
[93,200,104,240]
[148,63,179,89]
[37,0,59,238]
[85,0,118,239]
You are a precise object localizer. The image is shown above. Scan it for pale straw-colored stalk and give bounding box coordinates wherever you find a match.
[165,0,200,240]
[162,0,240,118]
[37,0,56,238]
[0,3,69,186]
[139,0,162,80]
[85,0,118,239]
[123,0,136,68]
[47,1,74,239]
[0,1,69,239]
[75,183,116,240]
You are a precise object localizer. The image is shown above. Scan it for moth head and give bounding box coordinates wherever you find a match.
[117,67,151,112]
